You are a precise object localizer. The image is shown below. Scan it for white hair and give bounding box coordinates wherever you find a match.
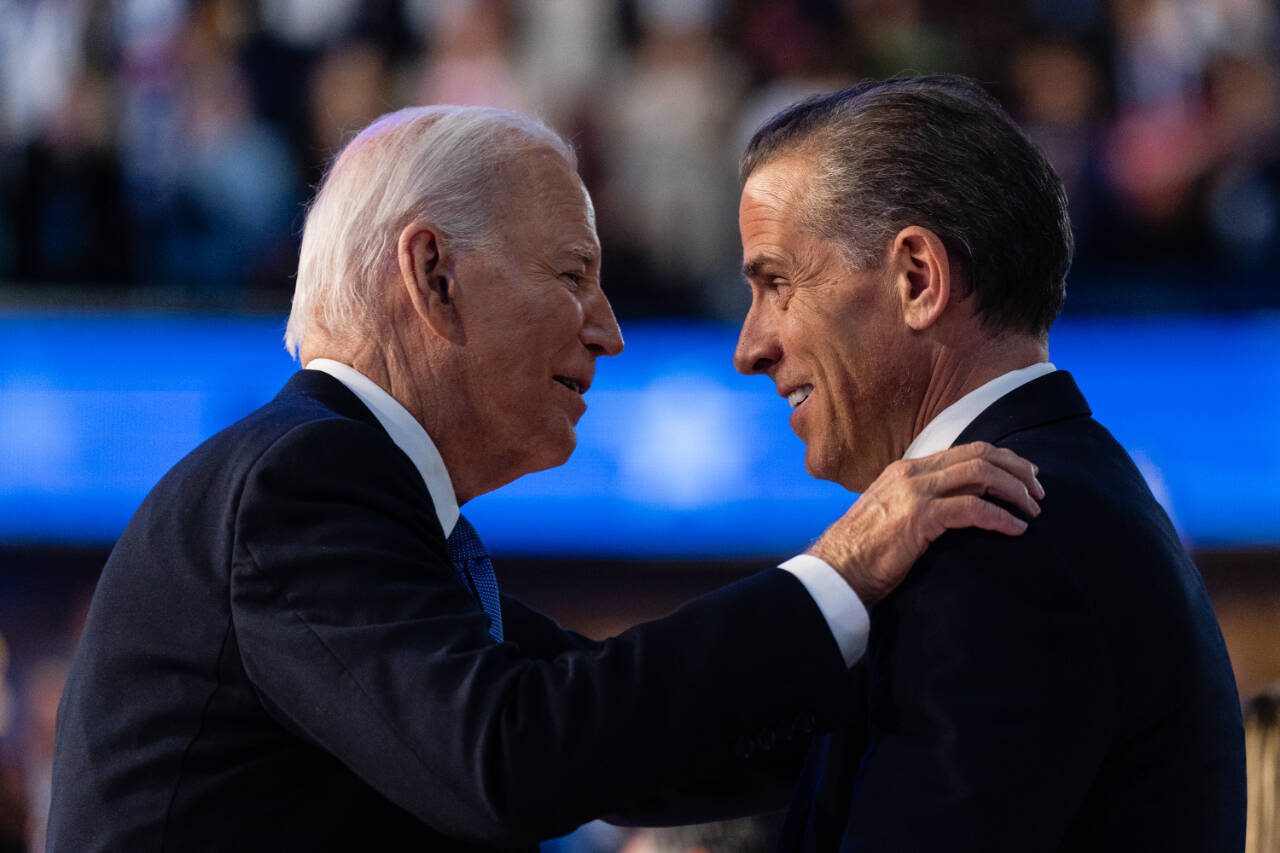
[285,105,576,358]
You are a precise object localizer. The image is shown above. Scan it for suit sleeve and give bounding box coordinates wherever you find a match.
[499,596,600,659]
[230,418,854,847]
[843,523,1117,852]
[502,598,821,828]
[500,581,828,826]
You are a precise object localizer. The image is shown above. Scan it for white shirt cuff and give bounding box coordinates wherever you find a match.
[778,554,870,667]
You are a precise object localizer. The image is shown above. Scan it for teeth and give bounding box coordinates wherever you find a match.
[787,386,812,409]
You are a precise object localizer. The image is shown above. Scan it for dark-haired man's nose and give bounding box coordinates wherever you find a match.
[734,302,779,375]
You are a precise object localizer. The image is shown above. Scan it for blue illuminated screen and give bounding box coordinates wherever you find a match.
[0,313,1276,555]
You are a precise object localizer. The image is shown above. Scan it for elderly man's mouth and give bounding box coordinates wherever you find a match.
[553,375,587,394]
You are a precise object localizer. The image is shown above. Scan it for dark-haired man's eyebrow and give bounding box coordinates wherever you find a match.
[742,256,784,280]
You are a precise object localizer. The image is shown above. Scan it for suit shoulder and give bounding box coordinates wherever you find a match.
[241,405,403,474]
[897,511,1085,623]
[131,386,403,541]
[908,414,1178,603]
[997,415,1154,514]
[997,416,1187,571]
[178,384,390,477]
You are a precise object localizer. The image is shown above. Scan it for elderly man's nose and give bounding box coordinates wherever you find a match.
[583,292,624,357]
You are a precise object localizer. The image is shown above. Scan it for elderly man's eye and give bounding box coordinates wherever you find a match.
[561,272,584,287]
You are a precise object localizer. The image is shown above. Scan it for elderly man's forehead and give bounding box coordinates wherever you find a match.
[562,238,600,265]
[498,145,575,186]
[492,155,600,259]
[502,150,587,204]
[580,180,597,232]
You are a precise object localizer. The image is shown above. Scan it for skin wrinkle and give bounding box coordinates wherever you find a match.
[289,107,580,359]
[303,148,622,506]
[741,81,1070,339]
[737,156,922,489]
[736,155,1047,492]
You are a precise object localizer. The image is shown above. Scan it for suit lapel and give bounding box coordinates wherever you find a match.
[951,370,1091,448]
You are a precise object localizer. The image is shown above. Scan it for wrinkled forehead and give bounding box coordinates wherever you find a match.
[495,150,600,259]
[741,155,817,216]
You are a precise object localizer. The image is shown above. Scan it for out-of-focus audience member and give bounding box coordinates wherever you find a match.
[163,20,299,296]
[0,755,25,853]
[1010,40,1108,267]
[599,0,744,317]
[846,0,966,78]
[621,815,781,853]
[307,39,391,158]
[1203,51,1280,293]
[19,658,69,853]
[0,634,13,742]
[0,632,26,853]
[413,0,526,111]
[1248,689,1280,853]
[514,0,615,132]
[1,0,1278,312]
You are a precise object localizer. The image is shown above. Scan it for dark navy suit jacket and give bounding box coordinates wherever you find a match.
[48,369,851,851]
[780,371,1245,852]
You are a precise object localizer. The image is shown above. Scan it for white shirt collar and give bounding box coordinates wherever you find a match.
[903,362,1057,460]
[303,358,460,537]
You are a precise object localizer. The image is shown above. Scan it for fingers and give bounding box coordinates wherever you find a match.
[979,445,1044,500]
[930,458,1042,520]
[906,441,1044,500]
[938,494,1029,537]
[821,442,1044,604]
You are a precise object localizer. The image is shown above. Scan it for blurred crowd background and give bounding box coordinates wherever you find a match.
[2,0,1279,317]
[1,0,1278,850]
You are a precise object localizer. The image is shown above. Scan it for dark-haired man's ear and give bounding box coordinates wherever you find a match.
[398,221,465,344]
[894,226,952,332]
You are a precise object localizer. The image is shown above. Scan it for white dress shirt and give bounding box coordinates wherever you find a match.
[306,359,460,537]
[305,359,1054,667]
[903,362,1057,459]
[782,361,1057,666]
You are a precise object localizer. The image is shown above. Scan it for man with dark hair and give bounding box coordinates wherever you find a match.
[735,76,1244,851]
[48,104,1043,851]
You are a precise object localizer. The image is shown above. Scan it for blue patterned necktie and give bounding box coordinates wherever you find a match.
[446,515,503,643]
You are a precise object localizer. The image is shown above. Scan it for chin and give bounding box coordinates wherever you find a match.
[527,430,577,474]
[805,443,877,494]
[803,445,844,488]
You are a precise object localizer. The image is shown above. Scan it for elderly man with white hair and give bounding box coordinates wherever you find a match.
[48,105,1042,851]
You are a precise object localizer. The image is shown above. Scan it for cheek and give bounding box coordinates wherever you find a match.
[813,347,863,405]
[810,351,881,446]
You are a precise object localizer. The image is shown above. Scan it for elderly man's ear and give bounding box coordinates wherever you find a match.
[892,225,954,332]
[398,221,465,343]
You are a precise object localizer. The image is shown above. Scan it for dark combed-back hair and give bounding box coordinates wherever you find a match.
[741,75,1073,338]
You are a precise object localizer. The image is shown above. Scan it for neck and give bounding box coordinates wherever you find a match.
[909,333,1048,444]
[304,330,516,506]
